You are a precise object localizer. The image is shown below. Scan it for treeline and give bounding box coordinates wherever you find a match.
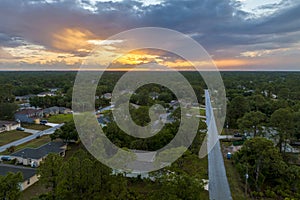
[0,84,18,120]
[34,148,207,200]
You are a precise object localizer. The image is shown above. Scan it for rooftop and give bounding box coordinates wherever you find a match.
[11,141,66,160]
[15,109,42,115]
[0,164,36,181]
[0,120,19,127]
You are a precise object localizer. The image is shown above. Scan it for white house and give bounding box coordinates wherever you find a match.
[0,120,21,133]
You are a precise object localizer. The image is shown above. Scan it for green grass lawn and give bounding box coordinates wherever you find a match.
[222,147,248,200]
[224,159,249,200]
[22,123,50,130]
[1,135,51,155]
[47,114,73,123]
[0,130,31,146]
[20,181,50,200]
[199,108,206,116]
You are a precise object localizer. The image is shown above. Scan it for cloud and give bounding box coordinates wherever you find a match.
[0,47,13,59]
[0,0,299,70]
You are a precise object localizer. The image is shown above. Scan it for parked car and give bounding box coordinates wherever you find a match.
[234,133,242,137]
[16,127,25,131]
[1,156,11,161]
[40,120,48,125]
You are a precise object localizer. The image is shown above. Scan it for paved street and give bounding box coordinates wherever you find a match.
[0,123,64,153]
[205,90,232,200]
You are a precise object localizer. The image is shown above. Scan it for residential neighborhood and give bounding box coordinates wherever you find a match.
[0,86,72,198]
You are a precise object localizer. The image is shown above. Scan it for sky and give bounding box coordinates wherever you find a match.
[0,0,299,71]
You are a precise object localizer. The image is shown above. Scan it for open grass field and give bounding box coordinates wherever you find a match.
[0,130,31,146]
[22,123,50,131]
[47,114,73,123]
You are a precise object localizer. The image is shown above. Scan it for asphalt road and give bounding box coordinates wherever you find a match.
[0,123,64,153]
[205,90,232,200]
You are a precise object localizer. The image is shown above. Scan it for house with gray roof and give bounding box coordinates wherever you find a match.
[43,106,60,116]
[0,164,38,190]
[14,109,43,124]
[0,120,20,133]
[10,141,67,167]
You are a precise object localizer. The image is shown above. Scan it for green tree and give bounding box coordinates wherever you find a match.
[234,137,286,192]
[0,103,18,120]
[227,95,250,128]
[293,111,300,140]
[270,108,294,153]
[249,94,266,111]
[51,121,78,143]
[238,111,266,137]
[0,172,23,200]
[150,173,205,200]
[56,150,113,200]
[38,153,63,200]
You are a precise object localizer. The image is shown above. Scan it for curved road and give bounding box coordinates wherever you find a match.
[0,124,64,153]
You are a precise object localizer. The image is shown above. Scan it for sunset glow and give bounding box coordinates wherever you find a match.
[0,0,299,71]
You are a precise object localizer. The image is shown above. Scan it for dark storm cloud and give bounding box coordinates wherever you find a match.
[0,0,299,57]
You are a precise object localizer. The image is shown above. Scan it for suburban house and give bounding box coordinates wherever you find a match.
[37,91,56,97]
[169,100,179,110]
[43,106,60,117]
[113,150,162,179]
[43,107,72,117]
[101,93,112,100]
[59,107,72,114]
[159,113,175,124]
[49,88,59,93]
[18,103,31,109]
[10,141,67,167]
[149,92,159,100]
[15,94,36,102]
[0,164,38,190]
[14,109,43,124]
[0,120,21,133]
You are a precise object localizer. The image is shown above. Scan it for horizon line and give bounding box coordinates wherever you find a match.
[0,69,300,72]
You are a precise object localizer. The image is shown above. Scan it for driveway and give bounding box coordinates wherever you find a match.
[45,122,60,127]
[24,129,39,134]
